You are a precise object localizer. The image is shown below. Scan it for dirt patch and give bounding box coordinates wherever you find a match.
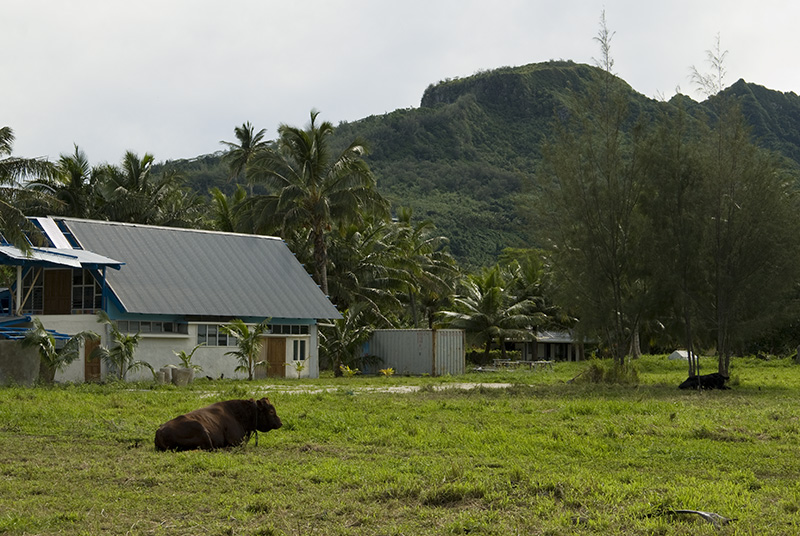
[254,383,514,396]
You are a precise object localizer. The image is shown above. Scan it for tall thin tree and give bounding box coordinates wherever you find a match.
[535,12,649,368]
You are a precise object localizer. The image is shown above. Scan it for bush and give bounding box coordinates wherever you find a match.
[570,359,639,385]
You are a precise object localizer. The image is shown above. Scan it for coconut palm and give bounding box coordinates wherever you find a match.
[220,122,269,189]
[391,207,458,328]
[220,319,270,380]
[248,109,389,294]
[208,185,248,233]
[95,151,186,225]
[20,318,99,384]
[326,217,404,323]
[26,144,99,218]
[0,126,54,250]
[91,311,153,381]
[320,303,378,376]
[441,266,547,361]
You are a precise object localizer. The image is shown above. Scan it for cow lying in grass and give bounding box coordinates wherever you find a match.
[155,397,282,451]
[678,372,730,390]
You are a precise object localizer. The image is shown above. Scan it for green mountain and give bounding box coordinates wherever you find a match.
[169,61,800,268]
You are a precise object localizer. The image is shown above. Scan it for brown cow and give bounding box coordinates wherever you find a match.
[154,397,282,451]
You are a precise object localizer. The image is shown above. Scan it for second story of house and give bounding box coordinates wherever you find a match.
[0,217,342,328]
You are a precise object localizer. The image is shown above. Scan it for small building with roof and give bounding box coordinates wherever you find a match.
[0,216,341,382]
[516,330,586,362]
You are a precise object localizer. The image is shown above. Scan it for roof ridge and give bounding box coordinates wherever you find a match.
[56,217,283,241]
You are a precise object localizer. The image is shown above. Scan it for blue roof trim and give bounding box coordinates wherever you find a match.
[0,317,71,341]
[0,315,31,327]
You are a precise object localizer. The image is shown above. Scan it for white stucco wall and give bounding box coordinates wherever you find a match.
[42,315,101,383]
[37,315,319,382]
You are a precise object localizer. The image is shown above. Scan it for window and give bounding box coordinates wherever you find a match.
[269,324,309,335]
[20,269,43,314]
[293,339,307,361]
[196,324,238,347]
[72,269,102,313]
[118,320,187,335]
[195,323,310,346]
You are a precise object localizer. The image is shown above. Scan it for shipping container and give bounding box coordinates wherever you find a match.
[365,329,465,376]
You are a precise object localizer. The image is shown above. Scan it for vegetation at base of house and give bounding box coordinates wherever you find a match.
[2,356,800,535]
[90,312,152,381]
[19,318,99,385]
[173,342,205,373]
[221,319,270,381]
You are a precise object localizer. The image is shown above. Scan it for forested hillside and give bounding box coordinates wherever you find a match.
[169,60,800,267]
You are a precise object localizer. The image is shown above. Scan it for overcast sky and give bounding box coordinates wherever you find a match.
[3,0,799,165]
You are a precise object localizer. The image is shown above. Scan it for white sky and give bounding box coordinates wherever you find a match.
[3,0,799,165]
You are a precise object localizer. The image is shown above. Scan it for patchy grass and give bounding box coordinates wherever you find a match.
[1,355,800,534]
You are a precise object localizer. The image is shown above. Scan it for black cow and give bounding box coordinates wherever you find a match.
[154,397,282,451]
[678,372,730,390]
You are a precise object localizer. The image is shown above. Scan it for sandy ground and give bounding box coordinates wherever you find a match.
[253,382,515,395]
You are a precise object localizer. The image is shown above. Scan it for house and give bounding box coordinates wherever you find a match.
[0,217,341,382]
[514,330,585,362]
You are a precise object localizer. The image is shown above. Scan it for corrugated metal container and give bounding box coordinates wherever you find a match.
[366,329,465,376]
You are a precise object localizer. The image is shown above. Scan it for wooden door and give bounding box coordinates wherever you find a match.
[43,269,72,315]
[84,337,101,382]
[261,337,286,378]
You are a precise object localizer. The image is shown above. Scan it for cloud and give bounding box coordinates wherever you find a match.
[3,0,799,164]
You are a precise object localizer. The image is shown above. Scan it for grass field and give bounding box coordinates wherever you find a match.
[2,355,800,535]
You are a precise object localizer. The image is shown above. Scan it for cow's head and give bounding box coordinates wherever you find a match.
[256,397,283,431]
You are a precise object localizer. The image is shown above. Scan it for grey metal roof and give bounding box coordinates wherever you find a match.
[535,330,575,344]
[60,218,341,320]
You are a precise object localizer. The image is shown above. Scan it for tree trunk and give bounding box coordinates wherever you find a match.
[38,360,56,385]
[408,288,419,328]
[629,328,642,359]
[313,225,329,296]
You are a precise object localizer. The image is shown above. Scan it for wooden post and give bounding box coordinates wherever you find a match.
[431,328,437,377]
[15,266,21,314]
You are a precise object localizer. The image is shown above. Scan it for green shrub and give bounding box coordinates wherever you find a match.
[570,359,639,385]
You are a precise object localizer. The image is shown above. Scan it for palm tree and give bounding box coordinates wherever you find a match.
[249,109,389,294]
[95,151,186,224]
[220,122,269,191]
[174,342,205,373]
[209,185,248,233]
[326,217,404,323]
[20,318,99,384]
[441,266,547,362]
[220,319,270,380]
[91,311,153,380]
[0,126,54,250]
[26,145,99,218]
[391,207,458,328]
[320,304,378,376]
